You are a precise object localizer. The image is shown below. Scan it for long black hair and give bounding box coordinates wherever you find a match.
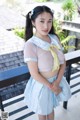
[25,5,56,41]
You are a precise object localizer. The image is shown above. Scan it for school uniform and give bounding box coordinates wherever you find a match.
[24,34,71,115]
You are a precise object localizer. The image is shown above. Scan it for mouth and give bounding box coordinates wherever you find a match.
[42,30,48,33]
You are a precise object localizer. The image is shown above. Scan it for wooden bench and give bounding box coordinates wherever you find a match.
[0,65,30,110]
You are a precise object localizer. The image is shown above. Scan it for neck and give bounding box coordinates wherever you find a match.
[35,34,51,43]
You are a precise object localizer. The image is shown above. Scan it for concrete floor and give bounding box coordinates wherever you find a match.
[24,92,80,120]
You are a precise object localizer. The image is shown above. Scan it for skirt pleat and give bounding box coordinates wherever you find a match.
[24,76,71,115]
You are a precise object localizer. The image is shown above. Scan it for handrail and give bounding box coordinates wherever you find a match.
[63,50,80,109]
[0,65,30,88]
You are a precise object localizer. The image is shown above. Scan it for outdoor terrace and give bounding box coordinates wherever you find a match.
[0,4,80,120]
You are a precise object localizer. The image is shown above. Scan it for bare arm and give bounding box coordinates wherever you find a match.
[56,60,66,84]
[27,61,52,89]
[51,60,66,95]
[53,60,66,86]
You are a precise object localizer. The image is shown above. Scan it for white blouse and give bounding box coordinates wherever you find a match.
[24,34,65,72]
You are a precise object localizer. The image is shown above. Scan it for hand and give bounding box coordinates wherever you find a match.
[47,82,62,95]
[47,82,53,89]
[51,86,62,95]
[51,81,62,95]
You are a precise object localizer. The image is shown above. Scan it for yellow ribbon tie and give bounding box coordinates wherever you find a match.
[48,45,60,71]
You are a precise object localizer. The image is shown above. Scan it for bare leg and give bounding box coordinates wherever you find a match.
[38,114,46,120]
[47,110,54,120]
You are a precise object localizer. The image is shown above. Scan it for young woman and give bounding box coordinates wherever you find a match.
[24,5,71,120]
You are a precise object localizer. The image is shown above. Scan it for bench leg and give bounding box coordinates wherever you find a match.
[0,95,4,111]
[63,65,71,109]
[63,101,68,109]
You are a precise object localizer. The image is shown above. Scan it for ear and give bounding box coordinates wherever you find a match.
[32,21,35,27]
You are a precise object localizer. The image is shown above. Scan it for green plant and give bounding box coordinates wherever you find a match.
[62,0,76,20]
[61,35,76,53]
[53,19,76,53]
[13,28,25,39]
[53,19,66,40]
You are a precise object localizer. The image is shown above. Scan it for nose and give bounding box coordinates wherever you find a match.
[44,23,48,29]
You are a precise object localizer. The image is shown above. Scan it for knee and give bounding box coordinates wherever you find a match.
[38,114,46,120]
[47,110,54,120]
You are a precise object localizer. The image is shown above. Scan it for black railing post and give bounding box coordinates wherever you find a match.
[0,95,4,111]
[63,64,71,109]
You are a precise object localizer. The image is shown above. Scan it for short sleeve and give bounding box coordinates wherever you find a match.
[24,41,37,63]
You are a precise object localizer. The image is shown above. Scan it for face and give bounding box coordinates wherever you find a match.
[32,12,53,37]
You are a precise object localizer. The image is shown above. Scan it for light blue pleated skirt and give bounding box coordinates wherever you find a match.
[24,75,71,115]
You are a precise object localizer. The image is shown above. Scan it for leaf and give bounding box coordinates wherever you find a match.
[61,35,76,44]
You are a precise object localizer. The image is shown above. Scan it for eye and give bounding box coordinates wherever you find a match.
[40,21,44,23]
[48,21,52,23]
